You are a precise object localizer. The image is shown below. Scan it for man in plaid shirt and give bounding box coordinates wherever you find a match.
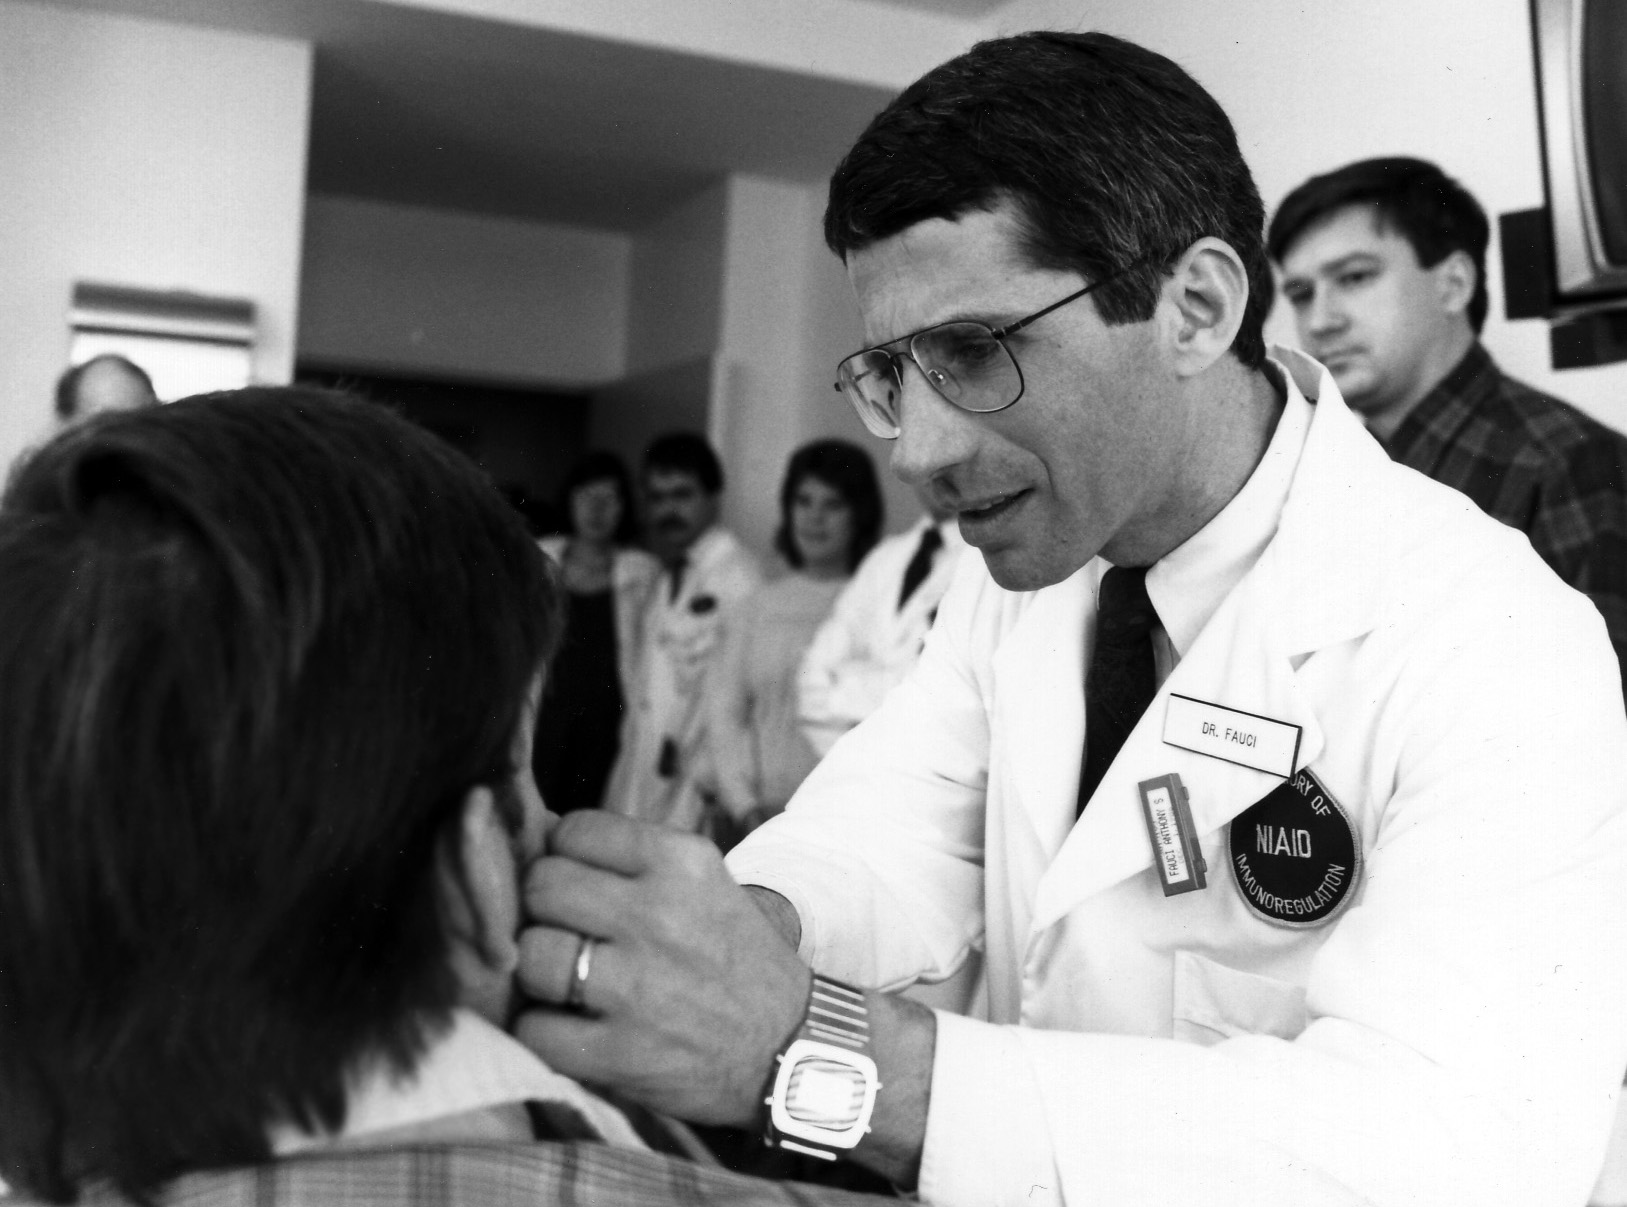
[1270,157,1627,690]
[0,390,884,1207]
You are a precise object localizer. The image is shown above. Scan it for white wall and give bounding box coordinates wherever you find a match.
[991,0,1627,434]
[626,183,729,378]
[708,174,921,562]
[391,0,977,91]
[798,229,926,536]
[0,0,311,469]
[719,177,924,540]
[298,195,631,387]
[619,174,913,559]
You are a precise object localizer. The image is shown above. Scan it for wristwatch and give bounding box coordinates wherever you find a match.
[764,974,881,1160]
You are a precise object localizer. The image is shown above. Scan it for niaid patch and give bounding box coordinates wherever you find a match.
[1228,767,1359,927]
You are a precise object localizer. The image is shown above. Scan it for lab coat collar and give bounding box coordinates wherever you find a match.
[1019,347,1395,928]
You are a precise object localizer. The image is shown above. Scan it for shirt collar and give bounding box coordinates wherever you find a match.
[271,1009,646,1155]
[1146,355,1314,659]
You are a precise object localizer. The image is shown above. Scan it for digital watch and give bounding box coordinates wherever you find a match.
[764,974,880,1160]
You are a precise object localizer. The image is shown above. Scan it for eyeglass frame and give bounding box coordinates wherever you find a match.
[832,258,1142,438]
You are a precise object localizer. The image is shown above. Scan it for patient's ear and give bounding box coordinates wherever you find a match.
[440,786,521,1004]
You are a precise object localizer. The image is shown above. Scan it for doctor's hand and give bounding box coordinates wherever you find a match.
[512,811,812,1127]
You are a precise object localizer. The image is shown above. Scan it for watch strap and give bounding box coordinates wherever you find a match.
[764,973,878,1158]
[802,975,869,1050]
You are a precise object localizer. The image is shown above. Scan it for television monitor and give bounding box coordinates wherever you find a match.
[1530,0,1627,304]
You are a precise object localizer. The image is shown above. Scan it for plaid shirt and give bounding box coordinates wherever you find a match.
[7,1142,898,1207]
[1382,343,1627,693]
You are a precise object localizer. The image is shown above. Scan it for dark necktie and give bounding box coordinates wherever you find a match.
[1078,566,1160,814]
[666,554,687,603]
[898,526,944,609]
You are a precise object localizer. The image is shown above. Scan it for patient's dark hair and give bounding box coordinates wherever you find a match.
[0,388,561,1202]
[824,30,1271,369]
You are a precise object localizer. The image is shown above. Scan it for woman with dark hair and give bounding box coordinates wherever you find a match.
[534,451,659,813]
[696,439,882,837]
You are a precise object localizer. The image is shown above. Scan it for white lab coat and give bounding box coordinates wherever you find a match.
[729,350,1627,1207]
[604,526,760,829]
[797,515,966,756]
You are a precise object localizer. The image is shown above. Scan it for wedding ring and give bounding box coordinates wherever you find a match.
[565,934,597,1012]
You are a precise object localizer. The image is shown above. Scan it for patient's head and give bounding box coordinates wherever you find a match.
[0,388,561,1201]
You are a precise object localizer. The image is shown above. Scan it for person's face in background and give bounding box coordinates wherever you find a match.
[72,360,158,420]
[569,477,624,547]
[1277,204,1474,438]
[790,474,855,578]
[643,468,717,565]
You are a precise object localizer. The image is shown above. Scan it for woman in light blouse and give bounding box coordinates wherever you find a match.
[697,440,882,838]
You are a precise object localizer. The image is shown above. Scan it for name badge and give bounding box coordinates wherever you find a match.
[1162,694,1301,778]
[1137,773,1207,896]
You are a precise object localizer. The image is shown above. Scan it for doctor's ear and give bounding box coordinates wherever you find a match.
[1159,237,1251,378]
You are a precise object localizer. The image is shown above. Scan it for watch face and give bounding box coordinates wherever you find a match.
[770,1038,880,1150]
[786,1055,867,1128]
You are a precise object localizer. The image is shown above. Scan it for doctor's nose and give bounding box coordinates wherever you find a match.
[889,361,981,492]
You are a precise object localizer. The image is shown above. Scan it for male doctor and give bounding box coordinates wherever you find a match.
[516,31,1627,1207]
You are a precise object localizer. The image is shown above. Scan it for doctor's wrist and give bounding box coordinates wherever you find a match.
[743,885,802,950]
[852,990,935,1188]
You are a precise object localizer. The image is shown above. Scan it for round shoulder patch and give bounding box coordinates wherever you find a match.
[1228,768,1360,928]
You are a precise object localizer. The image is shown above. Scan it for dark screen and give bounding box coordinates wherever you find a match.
[1583,0,1627,266]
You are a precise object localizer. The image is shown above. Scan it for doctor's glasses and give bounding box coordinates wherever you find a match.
[832,260,1139,440]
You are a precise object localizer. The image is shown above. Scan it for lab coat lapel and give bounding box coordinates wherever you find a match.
[993,569,1093,866]
[1028,348,1389,931]
[1031,561,1322,931]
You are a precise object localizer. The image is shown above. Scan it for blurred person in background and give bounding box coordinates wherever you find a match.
[0,388,888,1207]
[535,451,660,815]
[1269,156,1627,688]
[601,432,760,829]
[53,353,158,422]
[798,484,963,757]
[697,439,883,840]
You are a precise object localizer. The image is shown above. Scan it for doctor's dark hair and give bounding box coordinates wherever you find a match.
[0,388,561,1203]
[1267,156,1491,332]
[773,438,885,572]
[824,30,1271,370]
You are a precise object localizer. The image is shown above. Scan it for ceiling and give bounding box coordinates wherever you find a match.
[46,0,1003,231]
[884,0,1009,15]
[304,20,899,229]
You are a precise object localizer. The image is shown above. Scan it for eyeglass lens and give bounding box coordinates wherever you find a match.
[838,323,1022,438]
